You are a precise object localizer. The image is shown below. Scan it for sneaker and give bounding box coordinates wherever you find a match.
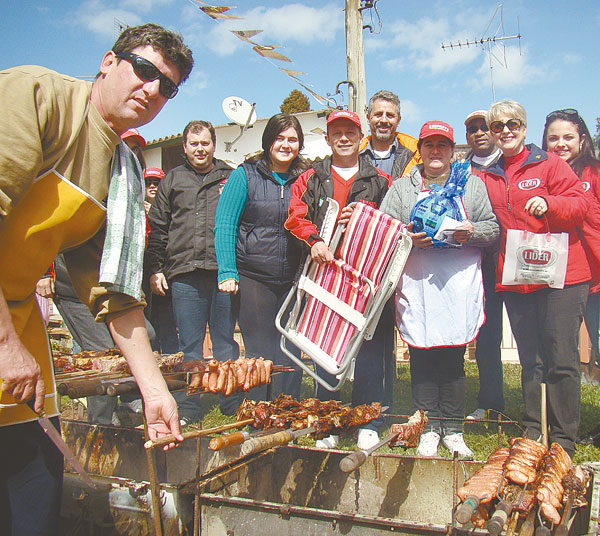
[180,416,192,428]
[416,431,440,457]
[315,434,340,449]
[441,433,474,458]
[357,428,379,450]
[466,408,486,421]
[120,399,143,414]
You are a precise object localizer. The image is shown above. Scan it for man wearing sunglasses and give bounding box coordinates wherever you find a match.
[464,110,501,171]
[0,23,193,534]
[463,110,504,424]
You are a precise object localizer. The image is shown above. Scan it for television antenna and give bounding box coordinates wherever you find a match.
[441,4,521,102]
[222,96,257,152]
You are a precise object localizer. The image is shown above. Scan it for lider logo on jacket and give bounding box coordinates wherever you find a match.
[518,178,541,190]
[582,181,591,192]
[516,246,557,267]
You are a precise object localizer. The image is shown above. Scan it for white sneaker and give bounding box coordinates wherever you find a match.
[357,428,379,450]
[315,434,340,449]
[416,431,440,457]
[120,399,143,414]
[441,433,474,458]
[466,408,486,421]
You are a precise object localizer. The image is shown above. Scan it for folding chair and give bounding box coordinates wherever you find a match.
[276,200,412,392]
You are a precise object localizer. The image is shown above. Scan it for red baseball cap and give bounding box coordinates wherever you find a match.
[326,109,362,130]
[121,128,146,148]
[419,121,454,144]
[144,167,165,180]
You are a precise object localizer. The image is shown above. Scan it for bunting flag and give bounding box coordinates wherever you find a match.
[296,81,330,105]
[200,6,243,19]
[231,29,263,45]
[188,0,329,106]
[252,45,292,62]
[279,67,306,80]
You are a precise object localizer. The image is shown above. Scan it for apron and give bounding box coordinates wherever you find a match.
[0,169,105,425]
[397,189,484,348]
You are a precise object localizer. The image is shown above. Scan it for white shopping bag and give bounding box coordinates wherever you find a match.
[502,229,569,289]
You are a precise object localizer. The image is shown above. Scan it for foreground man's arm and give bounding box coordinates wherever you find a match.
[108,307,182,449]
[0,288,45,412]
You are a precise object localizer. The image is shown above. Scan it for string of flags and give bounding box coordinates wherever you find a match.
[191,0,332,105]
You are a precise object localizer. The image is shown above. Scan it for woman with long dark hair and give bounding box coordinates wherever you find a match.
[215,113,307,398]
[543,109,600,374]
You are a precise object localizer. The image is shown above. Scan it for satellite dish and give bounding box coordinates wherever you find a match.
[222,96,257,127]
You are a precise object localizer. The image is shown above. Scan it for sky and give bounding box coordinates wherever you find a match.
[3,0,599,146]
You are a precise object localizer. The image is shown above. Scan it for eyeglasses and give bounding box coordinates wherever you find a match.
[546,108,580,121]
[467,123,489,134]
[115,51,179,99]
[145,179,160,187]
[489,119,523,134]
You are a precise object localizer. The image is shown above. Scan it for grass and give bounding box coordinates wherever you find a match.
[184,359,600,462]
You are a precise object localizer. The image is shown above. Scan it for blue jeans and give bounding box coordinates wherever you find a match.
[172,270,239,418]
[474,254,505,411]
[0,418,63,536]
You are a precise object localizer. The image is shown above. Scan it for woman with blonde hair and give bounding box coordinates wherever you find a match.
[481,100,590,456]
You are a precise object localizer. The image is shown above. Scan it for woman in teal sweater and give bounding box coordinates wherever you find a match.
[215,113,307,398]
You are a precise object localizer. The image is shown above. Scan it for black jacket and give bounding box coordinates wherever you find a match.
[146,159,233,280]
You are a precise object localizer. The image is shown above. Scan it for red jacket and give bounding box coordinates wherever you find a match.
[481,144,590,293]
[578,165,600,293]
[285,156,391,246]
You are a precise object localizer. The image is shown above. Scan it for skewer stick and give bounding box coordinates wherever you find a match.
[144,418,253,449]
[339,430,400,473]
[554,495,575,536]
[541,382,548,448]
[519,508,536,536]
[505,509,520,536]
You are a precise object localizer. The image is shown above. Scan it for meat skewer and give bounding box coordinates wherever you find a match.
[536,442,572,524]
[456,447,510,525]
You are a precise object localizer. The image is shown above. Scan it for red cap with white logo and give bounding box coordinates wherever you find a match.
[326,109,362,130]
[419,121,454,144]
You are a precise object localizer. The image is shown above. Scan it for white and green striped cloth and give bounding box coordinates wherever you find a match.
[99,141,146,301]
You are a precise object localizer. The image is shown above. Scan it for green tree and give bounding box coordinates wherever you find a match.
[280,89,310,114]
[595,116,600,149]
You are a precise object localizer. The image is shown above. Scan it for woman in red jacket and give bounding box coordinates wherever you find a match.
[481,100,590,456]
[542,108,600,382]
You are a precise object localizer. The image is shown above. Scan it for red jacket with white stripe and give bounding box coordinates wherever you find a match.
[480,144,590,293]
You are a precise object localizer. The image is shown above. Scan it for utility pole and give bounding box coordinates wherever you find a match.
[345,0,367,131]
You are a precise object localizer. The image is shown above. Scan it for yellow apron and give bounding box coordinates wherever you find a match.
[0,170,105,425]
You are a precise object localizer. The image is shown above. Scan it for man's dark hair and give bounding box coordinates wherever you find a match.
[260,113,308,177]
[367,90,400,116]
[112,23,194,83]
[183,120,216,145]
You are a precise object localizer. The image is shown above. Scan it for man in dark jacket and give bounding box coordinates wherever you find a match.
[286,110,394,451]
[147,120,239,420]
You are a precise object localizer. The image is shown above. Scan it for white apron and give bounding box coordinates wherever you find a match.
[396,244,484,349]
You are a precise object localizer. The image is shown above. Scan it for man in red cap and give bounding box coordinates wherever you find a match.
[285,109,393,450]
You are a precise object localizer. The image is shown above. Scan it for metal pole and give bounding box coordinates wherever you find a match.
[345,0,367,130]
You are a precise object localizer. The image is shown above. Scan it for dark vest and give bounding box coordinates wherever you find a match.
[236,161,302,284]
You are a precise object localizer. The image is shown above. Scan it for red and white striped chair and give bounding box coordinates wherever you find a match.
[276,201,412,391]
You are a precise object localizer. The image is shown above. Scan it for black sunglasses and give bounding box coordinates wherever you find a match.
[467,123,490,134]
[145,179,160,187]
[115,51,179,99]
[545,109,582,126]
[489,119,523,134]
